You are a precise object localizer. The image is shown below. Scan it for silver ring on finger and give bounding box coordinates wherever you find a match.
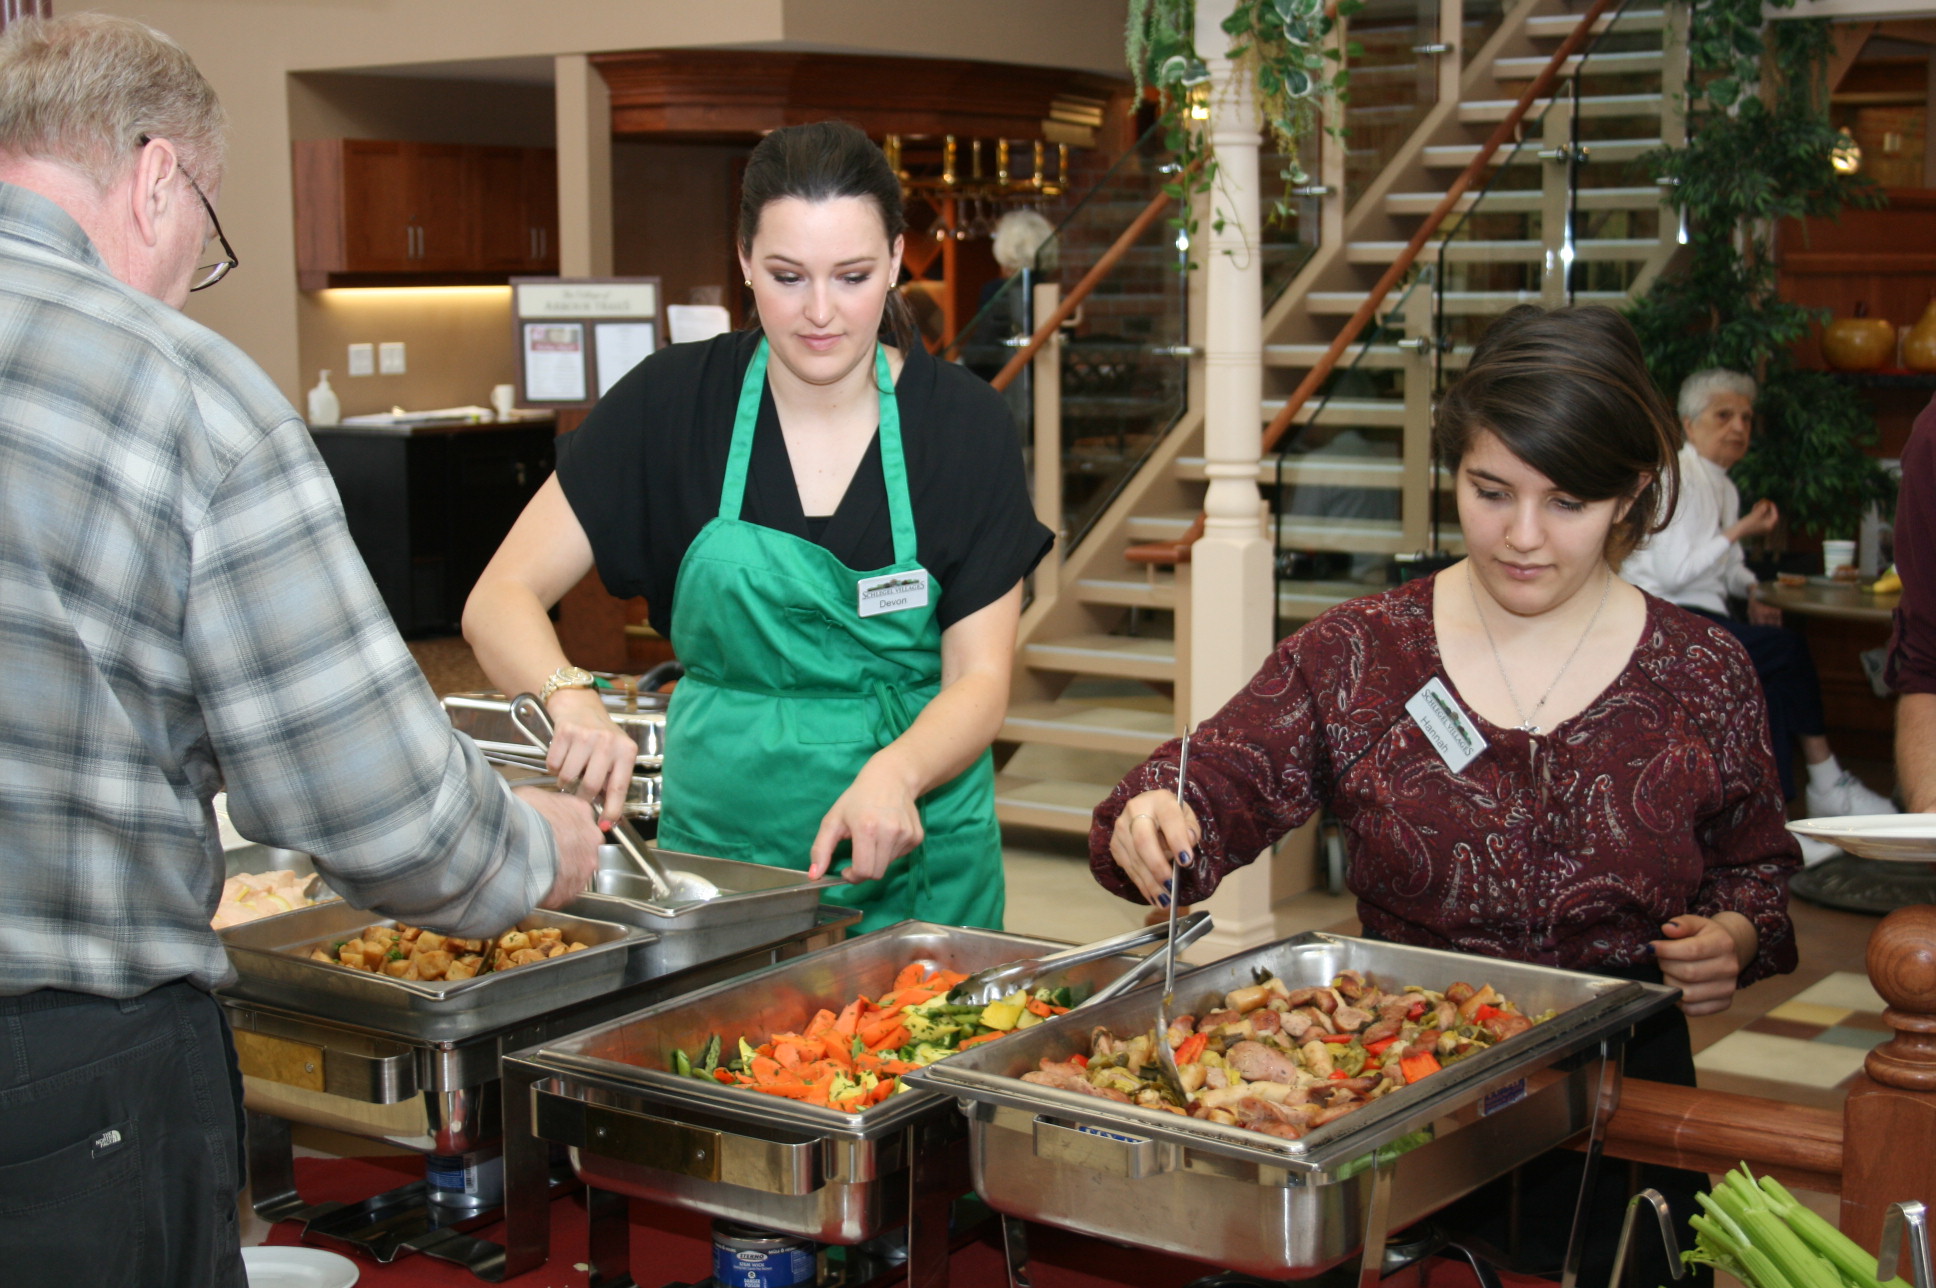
[1130,812,1156,826]
[559,777,582,796]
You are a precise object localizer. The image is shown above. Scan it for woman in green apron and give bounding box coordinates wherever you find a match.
[465,122,1053,932]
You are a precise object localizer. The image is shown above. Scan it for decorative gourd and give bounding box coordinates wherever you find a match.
[1823,302,1896,371]
[1906,297,1936,372]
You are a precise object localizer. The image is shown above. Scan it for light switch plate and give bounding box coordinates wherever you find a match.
[347,343,374,377]
[378,342,407,375]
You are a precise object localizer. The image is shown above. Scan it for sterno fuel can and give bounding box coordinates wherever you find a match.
[710,1219,820,1288]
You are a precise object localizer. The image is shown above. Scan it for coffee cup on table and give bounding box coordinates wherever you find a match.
[490,383,517,421]
[1823,539,1857,577]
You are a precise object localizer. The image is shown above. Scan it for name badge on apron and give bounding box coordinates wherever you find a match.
[857,568,931,618]
[1405,676,1486,774]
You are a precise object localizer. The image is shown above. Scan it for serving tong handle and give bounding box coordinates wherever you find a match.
[507,693,682,902]
[945,912,1210,1008]
[1153,735,1192,1105]
[1881,1201,1933,1288]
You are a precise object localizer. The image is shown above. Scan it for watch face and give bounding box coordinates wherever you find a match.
[560,667,595,686]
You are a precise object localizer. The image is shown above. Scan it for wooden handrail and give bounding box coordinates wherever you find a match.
[1602,1079,1844,1195]
[1126,0,1620,566]
[985,184,1180,394]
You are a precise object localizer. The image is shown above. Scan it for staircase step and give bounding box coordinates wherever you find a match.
[1525,8,1666,37]
[1130,510,1460,557]
[1383,185,1663,215]
[1347,237,1663,264]
[1307,289,1627,316]
[1492,50,1663,79]
[1279,580,1379,626]
[1259,396,1407,427]
[994,771,1120,834]
[1176,454,1403,487]
[1001,699,1174,756]
[1424,138,1664,167]
[1076,572,1177,609]
[1264,343,1472,370]
[1021,633,1176,681]
[1460,93,1663,123]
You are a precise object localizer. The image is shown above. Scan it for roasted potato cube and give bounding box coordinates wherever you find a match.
[445,958,478,981]
[415,950,453,980]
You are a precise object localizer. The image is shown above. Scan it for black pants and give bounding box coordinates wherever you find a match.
[0,980,247,1288]
[1686,606,1826,801]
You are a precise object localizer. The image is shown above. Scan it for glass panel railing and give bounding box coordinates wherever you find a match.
[1269,271,1446,638]
[954,121,1190,554]
[1343,0,1449,212]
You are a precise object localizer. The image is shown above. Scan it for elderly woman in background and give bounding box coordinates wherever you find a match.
[1622,369,1896,860]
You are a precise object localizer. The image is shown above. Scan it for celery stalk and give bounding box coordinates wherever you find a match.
[1738,1206,1846,1288]
[1756,1177,1911,1288]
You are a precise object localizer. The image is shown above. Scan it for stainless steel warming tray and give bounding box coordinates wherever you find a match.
[904,932,1680,1280]
[444,689,664,769]
[511,920,1182,1247]
[220,902,646,1043]
[566,849,842,981]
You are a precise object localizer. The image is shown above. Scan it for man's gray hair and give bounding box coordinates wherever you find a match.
[992,209,1057,275]
[0,13,225,191]
[1677,368,1756,422]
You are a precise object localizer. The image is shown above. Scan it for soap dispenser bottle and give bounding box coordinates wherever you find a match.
[307,370,340,425]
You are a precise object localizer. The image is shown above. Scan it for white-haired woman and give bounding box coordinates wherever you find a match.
[1622,368,1896,855]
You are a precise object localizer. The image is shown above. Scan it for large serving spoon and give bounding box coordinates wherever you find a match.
[506,693,715,903]
[1152,734,1193,1104]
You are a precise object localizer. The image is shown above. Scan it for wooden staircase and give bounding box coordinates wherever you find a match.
[993,0,1686,836]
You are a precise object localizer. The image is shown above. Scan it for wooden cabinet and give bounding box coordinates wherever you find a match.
[309,422,554,636]
[294,139,558,288]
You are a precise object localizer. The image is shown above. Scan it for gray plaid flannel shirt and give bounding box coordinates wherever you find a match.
[0,183,556,997]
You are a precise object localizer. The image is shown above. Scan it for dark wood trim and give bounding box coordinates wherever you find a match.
[592,50,1124,143]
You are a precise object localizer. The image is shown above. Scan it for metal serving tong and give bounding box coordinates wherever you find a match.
[506,693,717,904]
[1153,734,1193,1103]
[1881,1200,1933,1288]
[944,910,1213,1008]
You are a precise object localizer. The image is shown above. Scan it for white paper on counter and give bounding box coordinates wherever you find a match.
[667,304,732,345]
[594,321,656,397]
[524,322,587,401]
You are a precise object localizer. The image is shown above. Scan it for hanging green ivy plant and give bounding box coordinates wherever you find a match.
[1127,0,1360,238]
[1630,3,1892,540]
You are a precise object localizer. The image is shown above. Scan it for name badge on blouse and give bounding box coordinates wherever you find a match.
[1405,677,1486,774]
[857,569,931,618]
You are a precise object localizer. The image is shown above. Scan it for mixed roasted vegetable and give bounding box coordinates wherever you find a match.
[669,960,1077,1112]
[1018,968,1547,1140]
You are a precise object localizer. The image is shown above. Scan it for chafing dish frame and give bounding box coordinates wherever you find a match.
[507,920,1190,1288]
[905,932,1679,1285]
[229,906,860,1280]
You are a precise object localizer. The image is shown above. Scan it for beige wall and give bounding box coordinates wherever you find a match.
[66,0,1129,407]
[297,287,516,421]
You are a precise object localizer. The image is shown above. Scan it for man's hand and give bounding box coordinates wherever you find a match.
[514,785,604,908]
[1726,498,1780,543]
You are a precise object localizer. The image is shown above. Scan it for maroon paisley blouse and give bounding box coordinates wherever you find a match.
[1090,575,1800,986]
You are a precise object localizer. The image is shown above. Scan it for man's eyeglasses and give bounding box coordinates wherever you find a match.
[137,134,237,290]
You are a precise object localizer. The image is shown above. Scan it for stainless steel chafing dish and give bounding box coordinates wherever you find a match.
[505,920,1191,1288]
[905,932,1680,1282]
[222,892,859,1279]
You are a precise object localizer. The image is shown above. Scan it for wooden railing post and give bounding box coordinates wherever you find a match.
[1841,905,1936,1250]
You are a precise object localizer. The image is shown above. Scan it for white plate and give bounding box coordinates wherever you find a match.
[1787,815,1936,863]
[242,1246,359,1288]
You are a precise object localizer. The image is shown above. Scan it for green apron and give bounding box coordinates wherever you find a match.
[654,338,1004,933]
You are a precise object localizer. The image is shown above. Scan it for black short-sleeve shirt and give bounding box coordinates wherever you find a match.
[556,329,1053,637]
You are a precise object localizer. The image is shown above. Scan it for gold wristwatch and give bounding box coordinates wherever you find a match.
[539,665,597,705]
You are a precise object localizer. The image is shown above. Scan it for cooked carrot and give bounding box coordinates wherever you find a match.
[927,969,968,990]
[1398,1051,1442,1084]
[1175,1032,1210,1065]
[958,1032,1003,1049]
[749,1055,782,1082]
[895,986,940,1007]
[892,962,928,992]
[856,1013,905,1048]
[805,1009,838,1038]
[774,1044,803,1070]
[833,998,866,1039]
[867,1024,908,1053]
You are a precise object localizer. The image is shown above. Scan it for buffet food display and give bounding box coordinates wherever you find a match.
[212,869,322,929]
[1020,969,1543,1140]
[307,922,591,980]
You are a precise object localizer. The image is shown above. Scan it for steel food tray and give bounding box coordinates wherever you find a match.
[517,920,1179,1243]
[905,932,1679,1279]
[566,850,840,982]
[220,901,648,1043]
[444,690,664,769]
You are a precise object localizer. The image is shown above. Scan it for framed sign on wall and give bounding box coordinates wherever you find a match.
[510,276,663,409]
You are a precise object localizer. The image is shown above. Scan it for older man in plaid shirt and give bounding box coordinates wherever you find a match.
[0,16,601,1285]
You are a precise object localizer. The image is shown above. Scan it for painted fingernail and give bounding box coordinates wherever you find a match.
[1156,892,1171,908]
[1177,849,1193,868]
[1638,943,1656,957]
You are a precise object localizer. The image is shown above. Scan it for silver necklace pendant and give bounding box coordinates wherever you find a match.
[1519,721,1540,735]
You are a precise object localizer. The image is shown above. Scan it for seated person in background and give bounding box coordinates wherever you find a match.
[1887,393,1936,809]
[1622,368,1895,859]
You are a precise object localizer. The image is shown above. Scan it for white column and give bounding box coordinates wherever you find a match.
[554,55,614,278]
[1189,0,1278,956]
